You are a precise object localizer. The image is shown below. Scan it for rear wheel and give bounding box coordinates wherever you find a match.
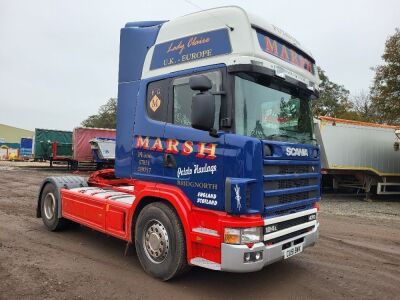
[135,202,190,280]
[40,183,69,231]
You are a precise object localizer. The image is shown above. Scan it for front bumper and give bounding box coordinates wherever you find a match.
[221,221,319,272]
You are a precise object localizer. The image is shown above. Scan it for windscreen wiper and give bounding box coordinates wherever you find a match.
[300,137,318,144]
[266,134,299,141]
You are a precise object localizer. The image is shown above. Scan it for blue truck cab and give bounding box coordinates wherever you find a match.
[115,6,320,273]
[117,7,320,215]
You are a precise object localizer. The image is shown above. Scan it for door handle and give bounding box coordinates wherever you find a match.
[163,153,177,168]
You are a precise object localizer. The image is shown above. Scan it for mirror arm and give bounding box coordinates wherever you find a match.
[209,128,219,138]
[221,117,231,127]
[211,91,226,96]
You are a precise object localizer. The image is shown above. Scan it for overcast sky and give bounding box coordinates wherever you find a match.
[0,0,399,131]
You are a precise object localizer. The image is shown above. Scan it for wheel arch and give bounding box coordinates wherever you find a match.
[130,184,193,261]
[36,176,88,218]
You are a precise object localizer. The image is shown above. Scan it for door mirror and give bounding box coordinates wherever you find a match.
[190,76,215,132]
[189,75,212,92]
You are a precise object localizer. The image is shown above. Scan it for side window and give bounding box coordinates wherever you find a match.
[146,79,170,122]
[173,71,222,129]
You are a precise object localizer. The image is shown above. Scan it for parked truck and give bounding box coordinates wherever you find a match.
[36,6,321,280]
[315,116,400,196]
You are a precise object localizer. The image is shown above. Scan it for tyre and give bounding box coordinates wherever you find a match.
[135,202,190,280]
[40,183,69,231]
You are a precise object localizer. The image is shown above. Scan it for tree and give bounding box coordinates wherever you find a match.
[81,98,117,129]
[313,67,357,119]
[352,90,376,121]
[370,28,400,125]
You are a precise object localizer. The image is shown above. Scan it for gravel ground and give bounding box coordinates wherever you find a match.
[0,164,399,299]
[321,194,400,221]
[0,160,67,168]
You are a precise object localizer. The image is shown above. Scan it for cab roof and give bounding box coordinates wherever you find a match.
[138,6,319,88]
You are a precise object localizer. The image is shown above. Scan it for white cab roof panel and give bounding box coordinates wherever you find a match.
[142,6,319,88]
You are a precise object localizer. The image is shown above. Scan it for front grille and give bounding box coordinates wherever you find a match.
[271,205,310,216]
[279,191,309,203]
[264,165,313,175]
[265,227,314,245]
[279,165,310,174]
[279,178,309,189]
[263,159,320,211]
[264,178,318,191]
[266,190,318,207]
[264,213,316,234]
[266,192,308,206]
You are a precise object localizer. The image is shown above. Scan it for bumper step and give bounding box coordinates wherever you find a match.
[190,257,221,271]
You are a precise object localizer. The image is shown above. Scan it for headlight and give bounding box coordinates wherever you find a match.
[224,227,263,245]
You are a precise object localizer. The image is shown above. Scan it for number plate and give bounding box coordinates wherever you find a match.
[283,244,303,259]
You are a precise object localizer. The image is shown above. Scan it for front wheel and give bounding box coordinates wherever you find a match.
[40,183,69,231]
[135,202,190,280]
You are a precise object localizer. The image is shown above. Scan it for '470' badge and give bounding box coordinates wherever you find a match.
[150,94,161,112]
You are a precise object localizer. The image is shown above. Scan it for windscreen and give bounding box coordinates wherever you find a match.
[234,74,314,144]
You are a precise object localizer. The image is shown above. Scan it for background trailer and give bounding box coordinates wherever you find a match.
[71,127,116,170]
[33,128,73,166]
[20,137,33,159]
[315,116,400,196]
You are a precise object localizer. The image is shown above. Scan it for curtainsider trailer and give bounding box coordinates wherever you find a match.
[33,128,72,164]
[37,6,321,280]
[71,127,116,170]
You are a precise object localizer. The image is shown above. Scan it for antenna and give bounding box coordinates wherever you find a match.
[182,0,234,31]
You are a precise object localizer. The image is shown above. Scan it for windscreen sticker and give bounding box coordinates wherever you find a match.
[261,102,280,129]
[149,88,161,112]
[150,28,232,70]
[261,101,298,128]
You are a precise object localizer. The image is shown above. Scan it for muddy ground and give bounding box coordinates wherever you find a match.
[0,164,399,299]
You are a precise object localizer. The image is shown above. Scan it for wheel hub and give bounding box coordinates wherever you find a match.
[143,220,169,264]
[43,193,56,220]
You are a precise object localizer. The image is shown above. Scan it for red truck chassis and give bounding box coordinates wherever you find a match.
[37,169,319,279]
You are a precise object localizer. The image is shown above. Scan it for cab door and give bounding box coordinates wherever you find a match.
[163,70,226,211]
[132,78,171,180]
